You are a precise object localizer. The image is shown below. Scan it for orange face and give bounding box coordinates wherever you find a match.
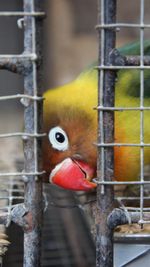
[43,106,97,191]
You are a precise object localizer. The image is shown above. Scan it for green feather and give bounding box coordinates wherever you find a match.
[78,40,150,98]
[118,40,150,55]
[118,40,150,98]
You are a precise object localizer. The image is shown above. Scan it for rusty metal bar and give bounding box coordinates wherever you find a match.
[125,55,150,66]
[1,53,150,74]
[0,56,34,74]
[23,0,43,266]
[107,209,150,229]
[96,0,116,267]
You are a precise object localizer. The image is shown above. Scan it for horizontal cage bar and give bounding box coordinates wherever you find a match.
[96,65,150,70]
[125,207,150,214]
[0,94,44,101]
[0,196,24,200]
[0,132,46,138]
[0,171,45,177]
[116,197,150,201]
[95,106,150,111]
[96,23,150,29]
[0,54,37,60]
[93,179,150,185]
[95,142,150,147]
[138,220,150,224]
[0,12,45,17]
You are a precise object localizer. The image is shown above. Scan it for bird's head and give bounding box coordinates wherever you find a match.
[43,106,97,191]
[43,68,97,191]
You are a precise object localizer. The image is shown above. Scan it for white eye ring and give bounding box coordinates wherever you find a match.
[48,126,69,151]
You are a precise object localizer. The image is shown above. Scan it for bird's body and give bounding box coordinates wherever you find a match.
[43,41,150,190]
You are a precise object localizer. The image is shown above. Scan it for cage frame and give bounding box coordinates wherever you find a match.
[96,0,150,266]
[0,0,150,267]
[0,1,44,266]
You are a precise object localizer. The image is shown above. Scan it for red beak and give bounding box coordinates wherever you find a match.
[49,158,96,191]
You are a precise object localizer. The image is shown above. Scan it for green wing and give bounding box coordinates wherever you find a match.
[118,40,150,98]
[77,40,150,99]
[118,40,150,56]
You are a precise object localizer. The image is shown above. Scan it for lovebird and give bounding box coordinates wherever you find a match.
[43,41,150,191]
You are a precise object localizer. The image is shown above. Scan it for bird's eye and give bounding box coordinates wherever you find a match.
[48,126,69,151]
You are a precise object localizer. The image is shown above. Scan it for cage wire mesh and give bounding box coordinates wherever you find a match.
[0,1,44,267]
[95,0,150,266]
[0,2,96,267]
[0,0,150,267]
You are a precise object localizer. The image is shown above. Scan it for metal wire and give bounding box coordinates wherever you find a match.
[96,23,150,29]
[0,54,37,60]
[96,0,116,266]
[96,65,150,69]
[0,133,45,138]
[99,0,105,195]
[0,1,149,266]
[139,0,145,227]
[0,1,44,266]
[0,94,44,101]
[0,176,24,224]
[0,12,45,17]
[95,143,150,147]
[95,106,150,111]
[94,180,150,185]
[0,171,45,177]
[96,0,150,266]
[97,0,150,227]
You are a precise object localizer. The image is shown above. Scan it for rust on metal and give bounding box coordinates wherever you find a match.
[23,212,34,233]
[107,208,150,230]
[96,0,117,267]
[22,0,44,266]
[10,204,34,233]
[0,57,33,74]
[110,48,150,66]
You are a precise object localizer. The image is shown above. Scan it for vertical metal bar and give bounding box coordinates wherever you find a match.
[23,0,43,266]
[96,0,116,266]
[139,0,145,225]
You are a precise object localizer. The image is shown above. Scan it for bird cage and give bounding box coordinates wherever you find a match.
[0,0,44,266]
[0,0,150,267]
[95,0,150,266]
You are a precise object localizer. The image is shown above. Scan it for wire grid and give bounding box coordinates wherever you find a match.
[0,10,44,220]
[0,177,24,226]
[0,1,44,266]
[96,0,150,227]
